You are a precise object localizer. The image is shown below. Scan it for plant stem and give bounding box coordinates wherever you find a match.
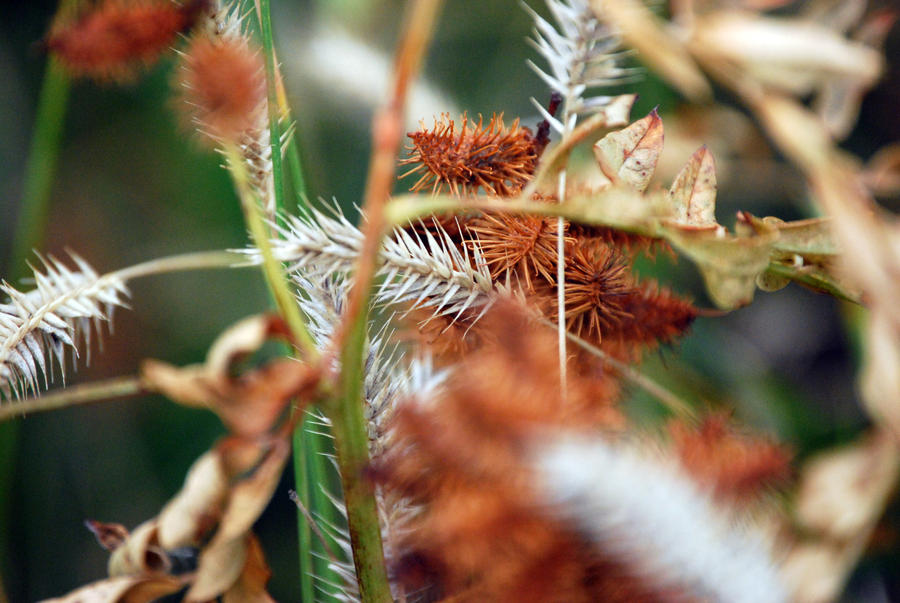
[8,58,70,277]
[225,145,318,359]
[254,0,286,219]
[0,376,142,424]
[328,1,442,599]
[251,2,335,594]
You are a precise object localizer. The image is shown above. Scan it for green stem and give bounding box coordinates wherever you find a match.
[9,58,70,277]
[291,425,317,603]
[331,317,391,602]
[256,0,286,219]
[225,145,318,358]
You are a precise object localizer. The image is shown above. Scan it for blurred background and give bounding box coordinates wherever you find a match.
[0,0,898,600]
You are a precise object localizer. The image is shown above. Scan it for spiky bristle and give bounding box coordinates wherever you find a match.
[400,113,540,197]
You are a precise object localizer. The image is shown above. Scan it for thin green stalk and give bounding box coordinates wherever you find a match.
[9,58,70,277]
[331,316,392,602]
[291,425,317,603]
[225,145,317,358]
[255,0,286,218]
[251,2,339,594]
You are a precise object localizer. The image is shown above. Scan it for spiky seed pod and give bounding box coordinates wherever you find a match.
[45,0,209,82]
[556,243,633,342]
[465,213,567,291]
[400,113,541,197]
[598,281,697,361]
[177,33,267,144]
[669,414,792,503]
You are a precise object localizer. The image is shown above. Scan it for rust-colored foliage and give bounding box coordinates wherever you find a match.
[46,0,209,82]
[177,33,267,143]
[400,113,541,196]
[669,413,792,502]
[377,305,694,602]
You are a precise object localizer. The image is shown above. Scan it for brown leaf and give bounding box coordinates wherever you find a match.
[142,315,318,437]
[85,520,130,552]
[158,450,230,549]
[40,575,185,603]
[108,521,170,577]
[222,534,275,603]
[186,440,290,602]
[594,109,665,192]
[667,145,718,227]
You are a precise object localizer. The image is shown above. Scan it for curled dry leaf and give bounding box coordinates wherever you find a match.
[222,534,274,603]
[158,450,230,550]
[142,314,318,437]
[85,520,130,552]
[186,440,289,602]
[39,575,186,603]
[108,521,171,577]
[593,109,665,192]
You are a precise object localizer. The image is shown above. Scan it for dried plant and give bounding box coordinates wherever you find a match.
[3,0,898,602]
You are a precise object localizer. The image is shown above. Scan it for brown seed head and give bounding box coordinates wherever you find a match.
[177,33,266,144]
[46,0,209,82]
[400,113,540,197]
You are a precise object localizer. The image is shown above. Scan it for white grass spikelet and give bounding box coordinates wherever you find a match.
[0,253,129,401]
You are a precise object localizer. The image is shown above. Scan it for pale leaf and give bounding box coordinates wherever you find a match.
[667,145,718,226]
[158,450,230,549]
[222,534,275,603]
[107,521,170,577]
[593,109,665,192]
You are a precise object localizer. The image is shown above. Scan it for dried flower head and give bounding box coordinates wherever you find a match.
[465,212,567,291]
[46,0,209,82]
[669,414,792,503]
[177,33,266,143]
[400,113,541,197]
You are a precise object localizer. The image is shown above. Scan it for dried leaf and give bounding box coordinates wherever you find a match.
[594,109,665,192]
[187,441,289,602]
[158,450,230,549]
[781,431,900,602]
[108,520,170,576]
[142,315,317,437]
[40,575,185,603]
[667,145,718,226]
[691,11,882,97]
[222,534,275,603]
[186,534,248,603]
[85,520,130,552]
[794,431,899,540]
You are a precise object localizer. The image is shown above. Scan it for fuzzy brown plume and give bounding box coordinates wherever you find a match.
[46,0,209,82]
[177,33,266,143]
[377,304,700,602]
[669,414,792,503]
[400,113,541,197]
